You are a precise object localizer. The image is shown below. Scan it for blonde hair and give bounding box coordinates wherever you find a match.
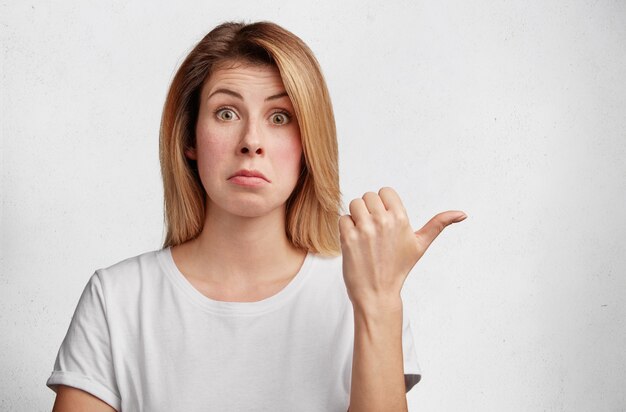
[159,21,341,255]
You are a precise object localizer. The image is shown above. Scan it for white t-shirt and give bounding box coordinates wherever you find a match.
[46,247,421,411]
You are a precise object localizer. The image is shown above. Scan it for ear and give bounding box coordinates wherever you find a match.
[185,147,197,160]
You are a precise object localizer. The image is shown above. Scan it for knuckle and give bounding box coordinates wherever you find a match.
[345,230,360,244]
[434,218,446,233]
[373,214,392,229]
[378,186,394,195]
[359,223,376,237]
[384,216,396,229]
[349,198,361,208]
[394,211,409,225]
[436,215,448,227]
[338,216,353,229]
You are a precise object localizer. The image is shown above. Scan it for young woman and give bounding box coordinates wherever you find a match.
[47,21,466,411]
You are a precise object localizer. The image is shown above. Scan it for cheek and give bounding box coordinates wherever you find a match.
[274,137,303,173]
[196,130,234,165]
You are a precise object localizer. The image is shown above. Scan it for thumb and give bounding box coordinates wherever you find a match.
[414,210,467,252]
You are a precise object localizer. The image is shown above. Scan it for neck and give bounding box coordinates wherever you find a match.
[183,202,306,285]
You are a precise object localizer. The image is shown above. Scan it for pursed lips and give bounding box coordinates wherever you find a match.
[228,169,271,183]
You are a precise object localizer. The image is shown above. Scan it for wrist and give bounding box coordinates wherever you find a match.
[350,293,403,318]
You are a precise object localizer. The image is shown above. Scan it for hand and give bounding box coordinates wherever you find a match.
[339,187,467,311]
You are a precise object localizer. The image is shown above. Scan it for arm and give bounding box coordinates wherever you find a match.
[339,187,467,412]
[52,386,117,412]
[349,298,406,412]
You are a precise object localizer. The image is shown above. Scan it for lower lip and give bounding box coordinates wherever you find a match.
[229,176,268,187]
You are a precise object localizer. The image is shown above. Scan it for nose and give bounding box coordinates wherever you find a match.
[238,119,264,156]
[240,145,263,155]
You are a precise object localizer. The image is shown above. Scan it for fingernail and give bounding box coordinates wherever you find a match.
[453,213,467,223]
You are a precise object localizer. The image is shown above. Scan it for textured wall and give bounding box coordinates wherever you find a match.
[2,0,625,410]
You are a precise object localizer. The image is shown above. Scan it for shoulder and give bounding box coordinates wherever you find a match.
[304,252,348,298]
[96,248,162,278]
[93,248,166,300]
[308,252,343,278]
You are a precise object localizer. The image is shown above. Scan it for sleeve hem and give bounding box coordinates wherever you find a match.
[46,370,121,411]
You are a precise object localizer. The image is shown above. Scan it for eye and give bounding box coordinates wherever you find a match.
[270,111,291,125]
[215,108,239,121]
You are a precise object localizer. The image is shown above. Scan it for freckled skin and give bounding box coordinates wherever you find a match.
[186,64,303,220]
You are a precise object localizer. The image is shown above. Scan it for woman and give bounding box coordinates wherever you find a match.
[47,21,466,411]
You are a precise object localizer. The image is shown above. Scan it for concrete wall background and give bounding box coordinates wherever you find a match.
[2,1,625,410]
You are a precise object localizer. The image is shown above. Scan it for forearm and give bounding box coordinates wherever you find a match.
[348,297,407,412]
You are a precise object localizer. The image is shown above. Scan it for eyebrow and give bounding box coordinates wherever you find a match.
[207,88,289,102]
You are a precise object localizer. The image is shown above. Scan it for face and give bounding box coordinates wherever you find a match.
[186,62,303,220]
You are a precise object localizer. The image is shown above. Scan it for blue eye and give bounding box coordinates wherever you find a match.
[215,108,238,121]
[270,112,291,125]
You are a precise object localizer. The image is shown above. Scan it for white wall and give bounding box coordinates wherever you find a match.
[2,1,625,410]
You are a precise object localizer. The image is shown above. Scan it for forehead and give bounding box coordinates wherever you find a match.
[202,62,286,97]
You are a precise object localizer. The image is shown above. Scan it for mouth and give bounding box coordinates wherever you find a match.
[228,169,271,184]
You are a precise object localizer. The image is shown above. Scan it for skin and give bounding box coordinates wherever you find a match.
[173,62,308,299]
[341,188,466,411]
[51,62,307,410]
[52,61,468,410]
[52,386,116,411]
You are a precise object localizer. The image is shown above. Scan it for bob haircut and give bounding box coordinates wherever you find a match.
[159,21,341,256]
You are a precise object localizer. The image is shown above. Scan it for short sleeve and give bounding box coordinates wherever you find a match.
[402,309,422,393]
[46,271,121,411]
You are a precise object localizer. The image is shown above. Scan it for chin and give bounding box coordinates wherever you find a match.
[211,196,287,219]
